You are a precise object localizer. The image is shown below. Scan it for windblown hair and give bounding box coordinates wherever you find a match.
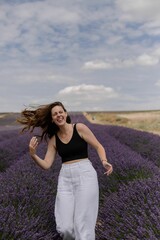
[17,101,71,141]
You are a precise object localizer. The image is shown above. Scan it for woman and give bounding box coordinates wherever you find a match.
[17,101,113,240]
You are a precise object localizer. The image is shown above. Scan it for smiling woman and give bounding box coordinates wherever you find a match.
[17,101,113,240]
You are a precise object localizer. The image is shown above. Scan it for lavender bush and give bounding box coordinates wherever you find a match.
[0,129,19,143]
[0,113,160,239]
[97,176,160,239]
[105,125,160,167]
[0,130,33,172]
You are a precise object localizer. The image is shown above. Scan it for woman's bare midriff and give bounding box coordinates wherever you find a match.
[63,158,87,164]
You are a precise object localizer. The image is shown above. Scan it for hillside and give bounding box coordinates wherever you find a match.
[84,110,160,135]
[0,112,21,130]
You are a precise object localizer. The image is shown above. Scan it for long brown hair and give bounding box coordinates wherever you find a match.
[17,101,71,141]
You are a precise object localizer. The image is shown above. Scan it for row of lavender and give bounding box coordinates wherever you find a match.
[0,114,160,239]
[89,123,160,239]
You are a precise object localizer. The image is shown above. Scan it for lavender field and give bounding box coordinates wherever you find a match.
[0,114,160,240]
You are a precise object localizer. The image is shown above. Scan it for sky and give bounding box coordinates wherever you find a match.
[0,0,160,112]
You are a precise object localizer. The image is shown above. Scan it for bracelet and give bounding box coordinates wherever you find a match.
[102,160,111,166]
[101,159,108,163]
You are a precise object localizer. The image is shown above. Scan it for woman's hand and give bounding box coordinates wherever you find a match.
[29,136,39,156]
[102,161,113,176]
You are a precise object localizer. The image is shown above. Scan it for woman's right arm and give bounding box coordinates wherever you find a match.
[29,136,56,170]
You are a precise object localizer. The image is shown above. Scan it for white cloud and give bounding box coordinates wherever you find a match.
[56,84,119,111]
[83,53,159,70]
[136,54,159,66]
[83,61,113,70]
[153,47,160,56]
[155,80,160,87]
[116,0,160,38]
[58,84,117,97]
[116,0,160,22]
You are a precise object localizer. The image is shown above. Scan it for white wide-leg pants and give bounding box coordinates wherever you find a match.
[54,159,99,240]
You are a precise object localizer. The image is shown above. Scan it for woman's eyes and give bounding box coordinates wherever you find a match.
[53,111,63,116]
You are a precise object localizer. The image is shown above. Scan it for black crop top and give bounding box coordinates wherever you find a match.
[55,124,88,163]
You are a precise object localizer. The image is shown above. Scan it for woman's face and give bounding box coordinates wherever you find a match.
[51,105,67,126]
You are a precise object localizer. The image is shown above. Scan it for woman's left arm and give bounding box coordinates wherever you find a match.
[77,123,113,175]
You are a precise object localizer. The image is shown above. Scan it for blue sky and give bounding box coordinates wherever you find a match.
[0,0,160,112]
